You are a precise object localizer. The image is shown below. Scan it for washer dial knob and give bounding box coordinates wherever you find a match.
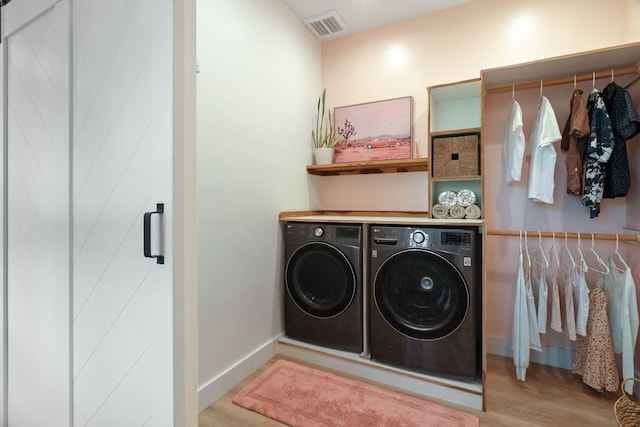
[314,227,324,237]
[413,231,425,244]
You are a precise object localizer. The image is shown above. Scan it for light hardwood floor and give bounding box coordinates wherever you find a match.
[199,354,622,426]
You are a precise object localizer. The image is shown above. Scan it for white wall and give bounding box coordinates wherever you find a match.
[196,0,321,408]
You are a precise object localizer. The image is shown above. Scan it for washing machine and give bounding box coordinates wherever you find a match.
[369,225,481,381]
[284,222,362,353]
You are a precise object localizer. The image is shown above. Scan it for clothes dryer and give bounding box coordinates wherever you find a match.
[284,222,362,353]
[369,225,481,381]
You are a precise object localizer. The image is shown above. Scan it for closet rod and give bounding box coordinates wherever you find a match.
[625,75,640,90]
[486,65,640,95]
[486,229,640,243]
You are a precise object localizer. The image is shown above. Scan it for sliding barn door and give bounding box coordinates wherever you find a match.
[3,0,175,425]
[71,0,174,424]
[4,0,70,426]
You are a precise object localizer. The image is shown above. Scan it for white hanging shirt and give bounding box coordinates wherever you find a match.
[620,267,639,394]
[575,265,590,337]
[504,100,525,182]
[512,248,530,381]
[528,96,562,204]
[603,256,625,353]
[535,271,548,334]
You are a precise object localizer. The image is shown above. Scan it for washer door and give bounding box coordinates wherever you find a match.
[374,249,469,340]
[286,242,356,318]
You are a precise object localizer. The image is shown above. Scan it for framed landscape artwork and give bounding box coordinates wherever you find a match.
[333,96,412,163]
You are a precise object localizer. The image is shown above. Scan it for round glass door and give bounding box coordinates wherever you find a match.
[286,242,356,318]
[374,249,469,340]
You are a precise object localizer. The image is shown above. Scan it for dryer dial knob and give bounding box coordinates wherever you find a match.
[314,227,324,237]
[413,231,425,244]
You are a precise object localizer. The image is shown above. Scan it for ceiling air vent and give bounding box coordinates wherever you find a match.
[303,10,348,39]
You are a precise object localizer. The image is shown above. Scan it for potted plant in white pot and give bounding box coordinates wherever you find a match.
[311,88,344,165]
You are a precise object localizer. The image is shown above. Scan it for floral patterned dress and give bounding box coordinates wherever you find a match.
[572,288,619,392]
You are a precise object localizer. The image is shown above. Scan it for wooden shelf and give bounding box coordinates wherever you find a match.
[431,175,481,181]
[430,127,481,138]
[306,158,429,176]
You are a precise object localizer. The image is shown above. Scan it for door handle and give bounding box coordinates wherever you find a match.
[144,203,164,264]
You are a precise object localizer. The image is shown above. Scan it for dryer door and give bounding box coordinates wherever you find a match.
[286,242,356,318]
[374,249,469,340]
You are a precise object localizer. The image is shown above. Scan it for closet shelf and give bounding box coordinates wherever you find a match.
[486,65,640,94]
[306,158,429,176]
[482,41,640,93]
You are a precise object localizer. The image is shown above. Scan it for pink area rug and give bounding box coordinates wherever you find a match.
[233,359,479,427]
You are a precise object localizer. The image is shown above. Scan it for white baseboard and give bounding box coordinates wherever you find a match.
[198,334,638,414]
[197,335,281,412]
[487,336,640,396]
[276,337,483,410]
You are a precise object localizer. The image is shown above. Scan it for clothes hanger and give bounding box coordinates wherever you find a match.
[573,75,577,90]
[592,72,596,90]
[560,231,576,271]
[549,231,561,271]
[574,232,588,274]
[611,234,629,272]
[519,229,523,257]
[523,231,532,274]
[558,232,576,283]
[533,231,550,269]
[511,84,515,103]
[585,233,610,274]
[531,231,549,283]
[611,69,615,83]
[539,80,543,100]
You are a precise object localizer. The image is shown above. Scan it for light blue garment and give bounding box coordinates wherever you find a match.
[620,268,639,394]
[512,249,530,381]
[603,255,624,353]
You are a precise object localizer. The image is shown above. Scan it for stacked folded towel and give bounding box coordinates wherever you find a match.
[432,203,481,219]
[464,204,481,219]
[433,189,481,219]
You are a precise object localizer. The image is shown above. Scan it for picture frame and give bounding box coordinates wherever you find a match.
[333,96,412,163]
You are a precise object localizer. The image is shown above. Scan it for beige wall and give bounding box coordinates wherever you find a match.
[320,0,640,361]
[627,0,640,40]
[322,0,636,166]
[196,0,321,408]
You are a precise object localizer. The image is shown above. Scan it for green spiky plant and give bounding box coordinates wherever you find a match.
[311,88,344,149]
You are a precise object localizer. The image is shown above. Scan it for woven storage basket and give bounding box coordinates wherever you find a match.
[615,378,640,426]
[432,134,479,178]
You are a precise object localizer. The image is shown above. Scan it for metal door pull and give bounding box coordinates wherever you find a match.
[144,203,164,264]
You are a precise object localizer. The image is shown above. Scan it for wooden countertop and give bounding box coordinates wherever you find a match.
[279,211,484,226]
